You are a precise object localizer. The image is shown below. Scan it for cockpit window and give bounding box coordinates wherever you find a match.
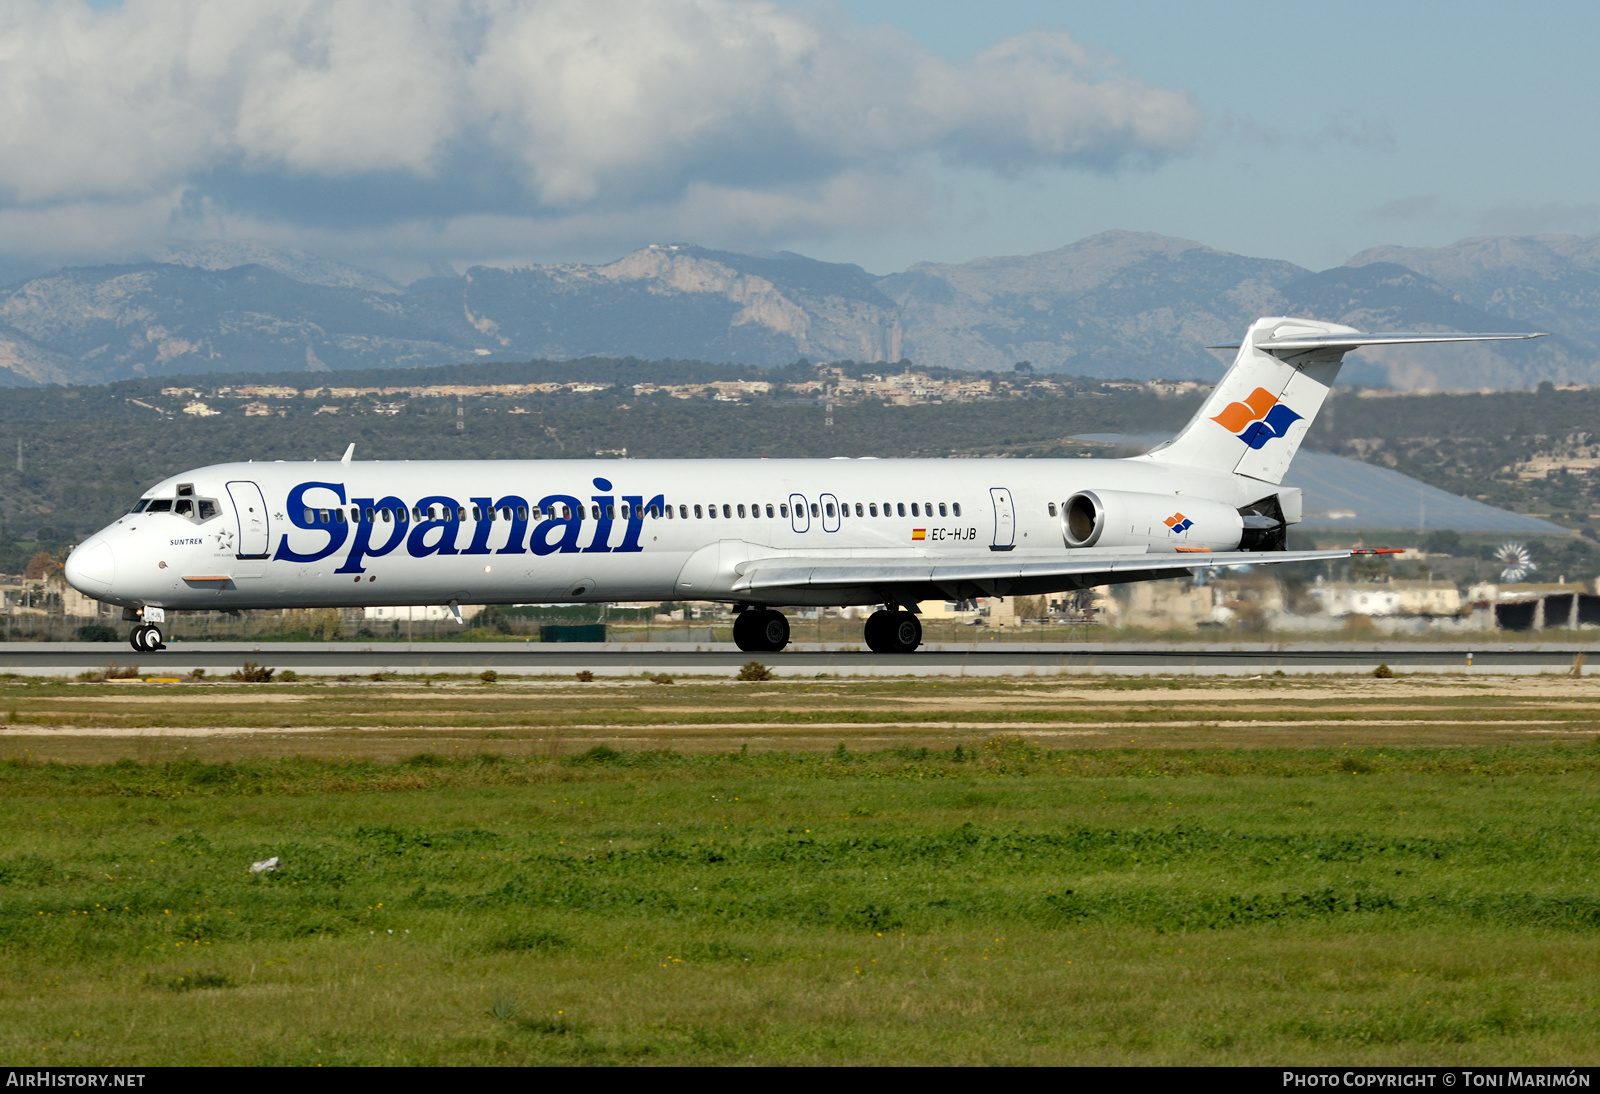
[146,493,219,523]
[129,499,149,513]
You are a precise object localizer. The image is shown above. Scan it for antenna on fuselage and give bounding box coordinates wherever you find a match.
[340,443,355,465]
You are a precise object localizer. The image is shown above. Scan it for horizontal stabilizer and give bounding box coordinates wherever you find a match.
[1207,330,1546,353]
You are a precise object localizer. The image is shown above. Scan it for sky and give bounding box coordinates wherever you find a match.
[2,0,1597,282]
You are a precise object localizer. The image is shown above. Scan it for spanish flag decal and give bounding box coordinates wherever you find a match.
[911,528,926,541]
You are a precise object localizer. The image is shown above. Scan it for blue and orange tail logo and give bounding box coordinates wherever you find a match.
[1164,513,1193,534]
[1211,387,1302,449]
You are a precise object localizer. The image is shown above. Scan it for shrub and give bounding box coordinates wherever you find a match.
[277,669,299,683]
[1373,663,1394,679]
[737,660,773,682]
[574,670,594,682]
[480,670,499,684]
[73,623,119,642]
[648,673,674,685]
[231,662,275,683]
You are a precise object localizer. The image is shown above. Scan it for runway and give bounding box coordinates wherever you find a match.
[0,640,1593,677]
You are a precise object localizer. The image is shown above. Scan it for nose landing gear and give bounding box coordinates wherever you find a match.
[129,624,165,652]
[863,609,921,653]
[733,608,790,653]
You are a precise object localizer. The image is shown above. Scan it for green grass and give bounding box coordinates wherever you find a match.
[2,743,1599,1064]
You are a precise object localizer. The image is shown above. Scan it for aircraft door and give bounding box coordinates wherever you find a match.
[820,493,841,533]
[227,481,271,558]
[789,493,810,533]
[989,487,1015,552]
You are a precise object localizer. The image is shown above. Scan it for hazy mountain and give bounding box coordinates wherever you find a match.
[151,241,402,295]
[0,231,1597,389]
[1347,235,1600,357]
[886,231,1581,387]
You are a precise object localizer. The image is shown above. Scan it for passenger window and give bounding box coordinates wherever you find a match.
[198,500,217,520]
[721,504,730,518]
[472,506,482,521]
[825,503,835,518]
[694,505,703,519]
[869,503,878,517]
[924,502,933,515]
[810,503,820,517]
[561,505,572,519]
[855,503,864,516]
[148,499,172,513]
[365,507,376,522]
[1047,502,1057,517]
[897,503,906,517]
[335,509,347,524]
[318,508,330,524]
[939,502,948,517]
[737,504,746,518]
[952,502,962,517]
[911,503,919,517]
[412,507,421,521]
[381,508,392,523]
[517,506,528,520]
[709,505,718,519]
[605,505,615,520]
[304,508,315,523]
[780,504,788,517]
[766,504,774,518]
[678,505,687,519]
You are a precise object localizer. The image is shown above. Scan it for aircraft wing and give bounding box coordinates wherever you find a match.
[732,548,1356,596]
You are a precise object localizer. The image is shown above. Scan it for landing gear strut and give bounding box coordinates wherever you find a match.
[129,624,165,653]
[733,608,790,653]
[863,609,921,653]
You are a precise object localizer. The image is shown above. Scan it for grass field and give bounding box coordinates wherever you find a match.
[1,672,1598,1065]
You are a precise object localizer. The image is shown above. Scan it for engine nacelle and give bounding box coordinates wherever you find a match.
[1062,490,1244,552]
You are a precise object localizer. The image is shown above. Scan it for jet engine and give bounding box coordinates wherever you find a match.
[1061,490,1246,552]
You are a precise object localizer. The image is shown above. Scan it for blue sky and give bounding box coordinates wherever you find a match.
[8,0,1598,280]
[816,0,1600,272]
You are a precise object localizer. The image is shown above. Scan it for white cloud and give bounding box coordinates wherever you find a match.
[0,0,1202,271]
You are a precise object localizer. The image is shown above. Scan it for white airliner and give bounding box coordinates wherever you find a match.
[64,317,1541,654]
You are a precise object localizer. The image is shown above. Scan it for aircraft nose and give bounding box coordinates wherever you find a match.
[65,538,115,597]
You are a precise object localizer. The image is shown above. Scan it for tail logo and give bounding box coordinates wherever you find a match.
[1164,513,1193,534]
[1211,387,1303,450]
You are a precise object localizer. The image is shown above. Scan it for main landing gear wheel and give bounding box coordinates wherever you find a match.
[129,624,165,653]
[863,609,921,653]
[733,608,790,653]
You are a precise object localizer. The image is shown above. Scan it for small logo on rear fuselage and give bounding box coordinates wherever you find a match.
[1164,513,1193,534]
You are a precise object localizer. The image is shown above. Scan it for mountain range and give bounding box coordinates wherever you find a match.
[2,231,1598,391]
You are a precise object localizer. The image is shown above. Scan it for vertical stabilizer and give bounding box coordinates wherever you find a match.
[1142,317,1354,486]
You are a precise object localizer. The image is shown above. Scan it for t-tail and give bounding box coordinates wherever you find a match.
[1142,316,1546,486]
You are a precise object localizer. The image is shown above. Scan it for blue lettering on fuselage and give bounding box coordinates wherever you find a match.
[274,481,348,563]
[276,480,676,566]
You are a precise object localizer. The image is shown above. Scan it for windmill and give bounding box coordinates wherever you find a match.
[1495,542,1536,583]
